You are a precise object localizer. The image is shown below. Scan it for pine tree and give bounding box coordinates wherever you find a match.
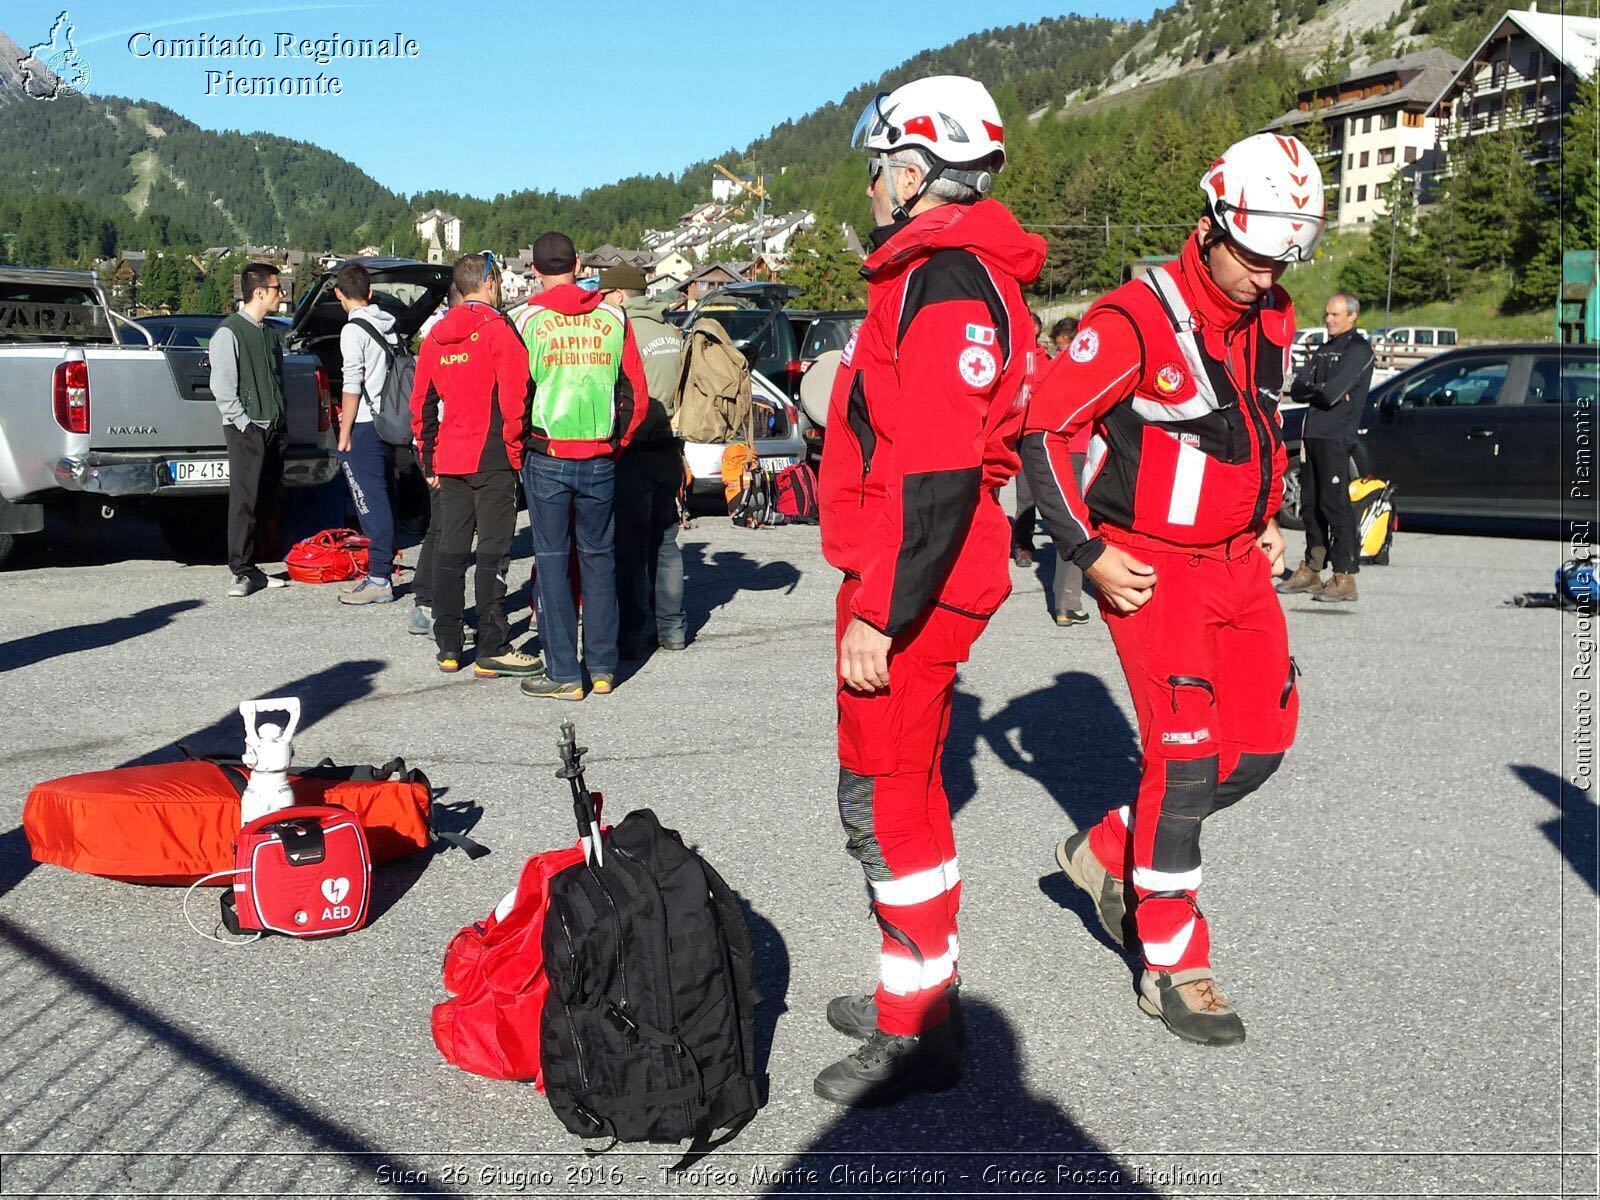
[1505,73,1599,310]
[781,222,865,309]
[1434,123,1538,273]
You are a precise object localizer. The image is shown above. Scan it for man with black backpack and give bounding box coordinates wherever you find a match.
[334,261,403,605]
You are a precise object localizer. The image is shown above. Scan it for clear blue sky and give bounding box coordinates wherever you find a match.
[8,0,1157,199]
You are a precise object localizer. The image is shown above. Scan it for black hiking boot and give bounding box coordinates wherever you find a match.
[825,978,967,1048]
[812,1024,962,1108]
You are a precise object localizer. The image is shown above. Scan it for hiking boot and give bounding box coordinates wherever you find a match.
[520,677,585,701]
[658,638,687,652]
[1056,829,1129,948]
[826,979,967,1049]
[407,605,433,636]
[1011,547,1034,567]
[1137,968,1246,1046]
[590,674,615,696]
[338,578,395,605]
[437,654,463,674]
[812,1025,962,1108]
[474,650,545,678]
[1312,572,1359,603]
[1276,564,1324,595]
[1054,609,1090,627]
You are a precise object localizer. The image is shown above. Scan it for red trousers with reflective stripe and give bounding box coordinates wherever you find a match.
[1087,538,1298,973]
[835,577,985,1036]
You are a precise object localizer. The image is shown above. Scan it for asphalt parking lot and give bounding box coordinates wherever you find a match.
[0,500,1593,1199]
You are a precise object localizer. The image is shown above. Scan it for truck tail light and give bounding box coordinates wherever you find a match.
[315,366,334,432]
[53,360,90,433]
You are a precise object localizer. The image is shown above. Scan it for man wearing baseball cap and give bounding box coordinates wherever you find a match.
[511,233,649,700]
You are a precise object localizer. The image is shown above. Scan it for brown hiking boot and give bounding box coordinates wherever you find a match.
[1276,564,1323,595]
[1138,968,1246,1046]
[1055,829,1129,948]
[1312,572,1359,603]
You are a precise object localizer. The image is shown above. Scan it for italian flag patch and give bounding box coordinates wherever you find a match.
[965,324,996,346]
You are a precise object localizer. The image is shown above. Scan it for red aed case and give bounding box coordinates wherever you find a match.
[223,806,371,938]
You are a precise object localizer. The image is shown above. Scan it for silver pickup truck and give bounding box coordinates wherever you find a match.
[0,259,450,567]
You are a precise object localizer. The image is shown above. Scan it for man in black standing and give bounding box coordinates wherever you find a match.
[1278,291,1374,603]
[211,261,289,598]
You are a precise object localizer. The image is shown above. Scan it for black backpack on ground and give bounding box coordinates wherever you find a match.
[539,726,761,1151]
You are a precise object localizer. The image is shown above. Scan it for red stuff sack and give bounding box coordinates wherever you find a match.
[24,757,455,886]
[431,797,603,1088]
[285,528,370,583]
[773,462,819,524]
[221,805,371,938]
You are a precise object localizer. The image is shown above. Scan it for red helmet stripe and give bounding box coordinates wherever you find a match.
[1274,136,1301,165]
[904,115,937,141]
[1210,171,1227,199]
[982,120,1005,143]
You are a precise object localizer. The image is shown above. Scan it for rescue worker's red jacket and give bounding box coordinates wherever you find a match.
[820,199,1046,636]
[411,301,532,475]
[1020,234,1295,566]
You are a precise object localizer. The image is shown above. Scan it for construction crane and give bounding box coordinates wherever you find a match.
[714,163,767,217]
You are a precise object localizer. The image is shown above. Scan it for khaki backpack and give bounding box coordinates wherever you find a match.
[671,317,753,444]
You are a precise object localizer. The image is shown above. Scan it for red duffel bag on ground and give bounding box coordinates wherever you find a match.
[431,795,604,1089]
[23,754,475,886]
[285,529,370,583]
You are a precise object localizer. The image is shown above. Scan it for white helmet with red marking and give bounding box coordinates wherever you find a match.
[851,75,1007,180]
[1200,132,1326,264]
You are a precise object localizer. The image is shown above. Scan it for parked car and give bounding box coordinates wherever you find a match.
[688,282,806,400]
[1373,325,1458,349]
[679,368,806,497]
[0,266,336,567]
[0,258,450,568]
[1359,342,1593,526]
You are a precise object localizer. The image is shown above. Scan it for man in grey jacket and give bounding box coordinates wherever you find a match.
[601,265,687,656]
[211,262,289,597]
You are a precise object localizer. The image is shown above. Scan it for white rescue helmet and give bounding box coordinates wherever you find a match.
[1200,132,1326,264]
[851,74,1007,194]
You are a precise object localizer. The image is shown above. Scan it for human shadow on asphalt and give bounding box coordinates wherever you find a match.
[945,671,1140,831]
[0,600,204,675]
[681,544,801,640]
[0,916,460,1199]
[116,659,387,767]
[752,997,1151,1196]
[740,895,790,1098]
[1513,764,1599,894]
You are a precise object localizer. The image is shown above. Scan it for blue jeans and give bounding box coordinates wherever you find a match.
[338,422,396,580]
[522,454,618,684]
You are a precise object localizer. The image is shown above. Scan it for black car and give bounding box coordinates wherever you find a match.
[129,313,292,348]
[1360,342,1597,526]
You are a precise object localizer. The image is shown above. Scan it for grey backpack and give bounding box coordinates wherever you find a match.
[350,318,417,446]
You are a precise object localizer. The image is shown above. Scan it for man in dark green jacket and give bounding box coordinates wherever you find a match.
[210,261,289,597]
[601,265,688,656]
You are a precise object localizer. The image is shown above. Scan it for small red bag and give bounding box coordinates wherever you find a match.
[285,528,370,583]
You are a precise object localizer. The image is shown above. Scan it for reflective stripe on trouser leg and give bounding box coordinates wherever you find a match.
[1133,755,1218,970]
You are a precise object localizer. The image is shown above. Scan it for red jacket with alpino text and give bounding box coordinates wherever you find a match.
[820,200,1047,636]
[411,301,531,475]
[1019,234,1295,567]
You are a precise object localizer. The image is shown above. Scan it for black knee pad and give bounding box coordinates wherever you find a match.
[1212,752,1285,813]
[1153,756,1218,873]
[836,769,889,881]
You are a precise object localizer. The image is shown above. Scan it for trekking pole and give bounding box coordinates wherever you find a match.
[556,721,603,866]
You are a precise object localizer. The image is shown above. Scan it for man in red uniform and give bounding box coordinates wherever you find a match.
[815,74,1046,1106]
[1021,133,1326,1046]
